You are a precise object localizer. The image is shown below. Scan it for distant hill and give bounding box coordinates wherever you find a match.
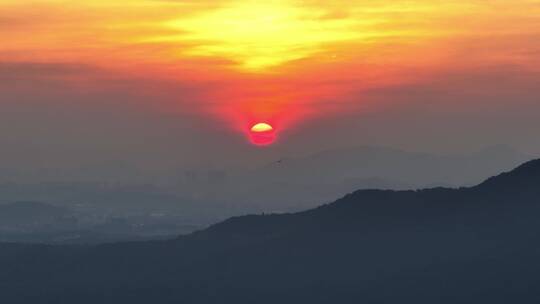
[227,144,531,211]
[1,159,540,303]
[0,145,529,220]
[0,201,69,227]
[249,145,530,186]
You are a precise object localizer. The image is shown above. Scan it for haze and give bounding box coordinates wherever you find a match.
[1,0,539,236]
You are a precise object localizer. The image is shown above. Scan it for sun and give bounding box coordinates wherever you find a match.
[251,122,274,133]
[249,122,276,146]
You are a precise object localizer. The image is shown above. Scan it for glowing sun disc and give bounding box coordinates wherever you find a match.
[251,122,274,133]
[249,122,276,146]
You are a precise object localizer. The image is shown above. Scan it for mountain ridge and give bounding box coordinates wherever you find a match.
[194,158,540,241]
[1,158,540,303]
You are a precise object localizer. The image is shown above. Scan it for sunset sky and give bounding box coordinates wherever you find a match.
[1,0,540,170]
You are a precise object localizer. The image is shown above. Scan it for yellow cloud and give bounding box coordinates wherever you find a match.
[159,1,371,71]
[1,0,539,74]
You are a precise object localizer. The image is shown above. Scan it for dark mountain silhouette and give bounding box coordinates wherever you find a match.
[2,159,540,303]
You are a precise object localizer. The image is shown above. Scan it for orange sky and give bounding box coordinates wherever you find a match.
[2,0,540,144]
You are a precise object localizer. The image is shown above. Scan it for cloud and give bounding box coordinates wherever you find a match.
[0,62,93,78]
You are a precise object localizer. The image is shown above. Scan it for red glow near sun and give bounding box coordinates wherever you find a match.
[207,82,326,147]
[249,122,276,146]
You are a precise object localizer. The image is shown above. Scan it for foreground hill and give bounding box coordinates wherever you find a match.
[1,159,540,303]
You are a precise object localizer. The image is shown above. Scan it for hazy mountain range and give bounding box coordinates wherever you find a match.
[1,158,540,303]
[0,200,201,244]
[0,201,69,228]
[0,145,531,243]
[249,145,529,186]
[209,144,532,211]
